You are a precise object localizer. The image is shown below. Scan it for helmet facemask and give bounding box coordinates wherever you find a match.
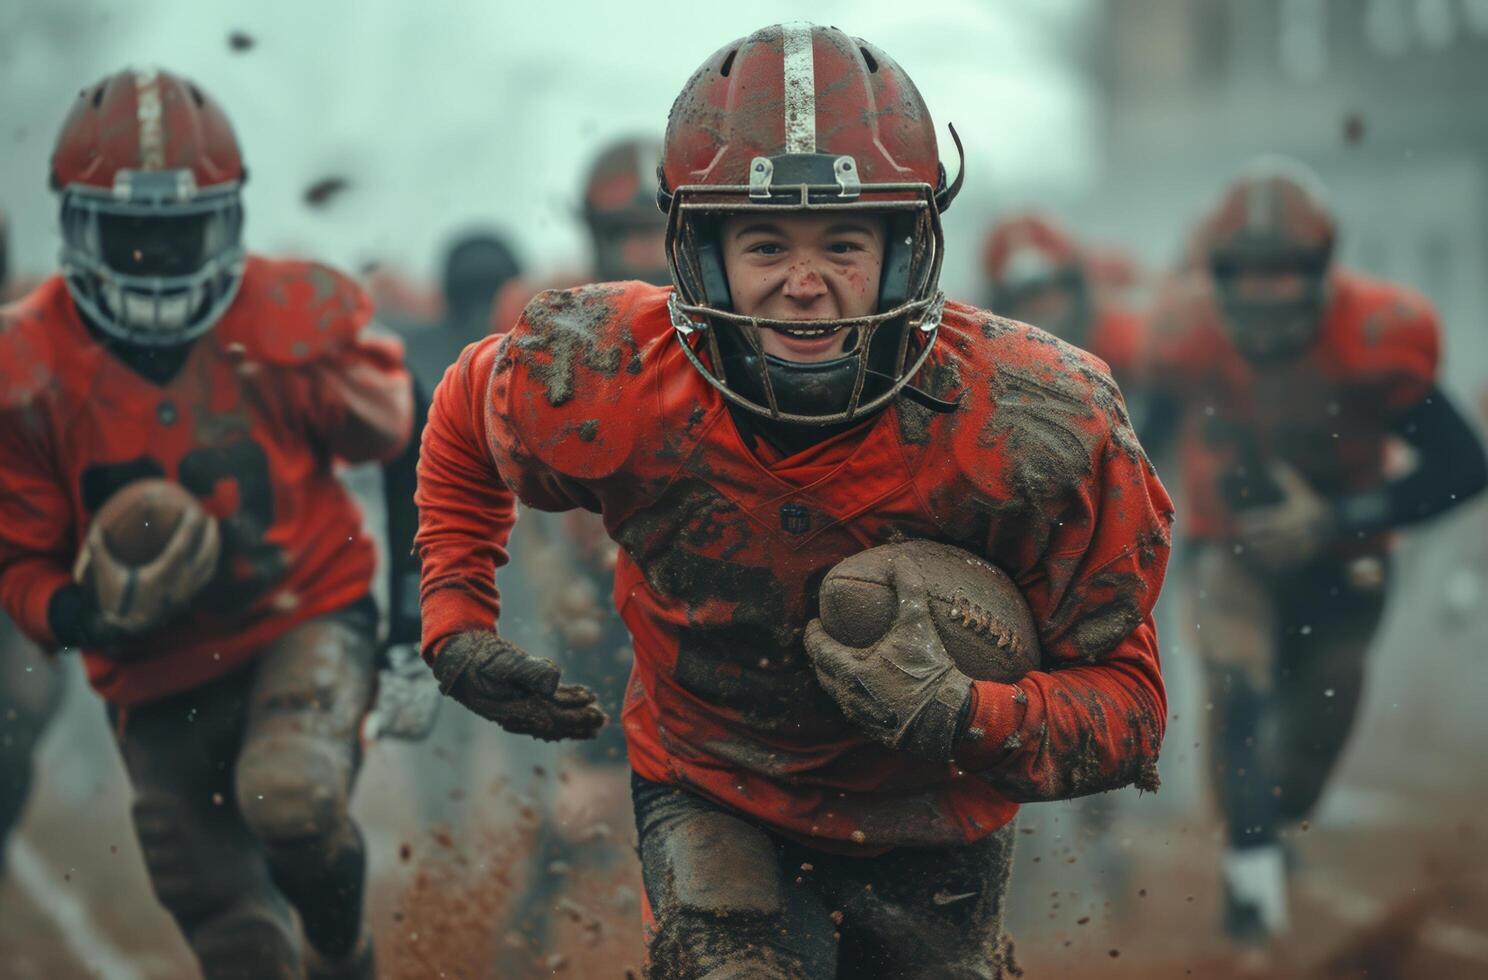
[60,168,244,347]
[1210,245,1330,363]
[664,151,953,426]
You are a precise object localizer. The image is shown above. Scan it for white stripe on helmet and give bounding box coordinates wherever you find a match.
[781,23,817,154]
[135,69,166,171]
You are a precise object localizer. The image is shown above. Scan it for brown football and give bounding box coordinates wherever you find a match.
[95,479,202,566]
[818,540,1041,682]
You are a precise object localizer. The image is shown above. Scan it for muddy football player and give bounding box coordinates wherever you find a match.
[416,23,1173,977]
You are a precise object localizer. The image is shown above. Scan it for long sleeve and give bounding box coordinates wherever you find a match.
[956,425,1174,802]
[0,411,75,649]
[413,343,518,660]
[303,328,415,464]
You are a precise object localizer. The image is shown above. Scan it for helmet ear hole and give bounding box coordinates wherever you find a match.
[859,46,879,72]
[879,214,915,309]
[720,49,738,77]
[696,236,733,311]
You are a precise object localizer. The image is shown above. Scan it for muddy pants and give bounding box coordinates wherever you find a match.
[0,617,63,869]
[111,601,375,980]
[1189,545,1387,849]
[632,774,1017,980]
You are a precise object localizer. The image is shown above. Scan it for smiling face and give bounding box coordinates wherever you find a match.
[720,211,886,363]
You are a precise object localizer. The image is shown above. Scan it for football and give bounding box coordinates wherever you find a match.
[95,479,206,566]
[817,540,1041,683]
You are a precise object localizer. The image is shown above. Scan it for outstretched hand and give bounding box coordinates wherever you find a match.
[431,630,607,742]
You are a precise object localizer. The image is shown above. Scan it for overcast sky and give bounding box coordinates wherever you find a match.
[1,0,1095,297]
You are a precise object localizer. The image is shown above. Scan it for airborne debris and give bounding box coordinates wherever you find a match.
[303,176,351,208]
[227,30,255,52]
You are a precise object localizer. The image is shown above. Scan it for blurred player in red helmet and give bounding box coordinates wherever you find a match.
[981,212,1147,395]
[0,69,413,978]
[417,24,1173,976]
[1147,157,1487,948]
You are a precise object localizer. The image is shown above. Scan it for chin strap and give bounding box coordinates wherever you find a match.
[864,370,960,414]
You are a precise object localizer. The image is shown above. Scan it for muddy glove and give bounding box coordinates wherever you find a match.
[1233,461,1334,570]
[803,559,972,761]
[73,505,221,637]
[431,630,607,742]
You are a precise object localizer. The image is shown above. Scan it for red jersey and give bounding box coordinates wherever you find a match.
[1150,268,1439,542]
[0,257,413,706]
[417,282,1173,852]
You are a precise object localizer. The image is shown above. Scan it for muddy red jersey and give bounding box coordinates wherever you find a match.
[1150,268,1438,542]
[418,282,1172,852]
[0,257,412,706]
[490,272,588,336]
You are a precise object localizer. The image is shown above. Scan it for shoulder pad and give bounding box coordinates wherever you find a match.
[0,278,70,409]
[495,281,672,479]
[214,255,373,365]
[938,305,1141,510]
[1330,272,1439,398]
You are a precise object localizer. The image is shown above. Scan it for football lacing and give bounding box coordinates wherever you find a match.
[943,591,1023,655]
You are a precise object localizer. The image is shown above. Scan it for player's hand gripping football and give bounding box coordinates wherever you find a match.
[1234,461,1334,570]
[432,630,607,741]
[73,503,221,638]
[803,558,972,762]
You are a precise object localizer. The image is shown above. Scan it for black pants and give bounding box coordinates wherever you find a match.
[1189,546,1387,848]
[111,601,376,980]
[632,774,1017,980]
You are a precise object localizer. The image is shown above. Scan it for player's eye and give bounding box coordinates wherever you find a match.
[827,240,864,255]
[748,241,785,256]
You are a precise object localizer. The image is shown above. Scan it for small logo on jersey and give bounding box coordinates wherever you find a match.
[157,400,178,425]
[779,502,811,535]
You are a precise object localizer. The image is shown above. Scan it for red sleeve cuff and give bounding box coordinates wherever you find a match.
[954,679,1031,772]
[419,586,498,663]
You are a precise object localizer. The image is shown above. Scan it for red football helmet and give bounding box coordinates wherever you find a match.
[1202,156,1335,361]
[659,22,963,425]
[582,137,669,285]
[981,212,1092,344]
[51,68,246,346]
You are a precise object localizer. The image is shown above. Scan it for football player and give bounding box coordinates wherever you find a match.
[417,24,1172,977]
[0,70,413,979]
[1147,158,1488,945]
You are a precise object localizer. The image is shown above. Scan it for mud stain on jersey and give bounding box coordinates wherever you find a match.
[613,479,837,732]
[896,356,962,446]
[509,285,634,407]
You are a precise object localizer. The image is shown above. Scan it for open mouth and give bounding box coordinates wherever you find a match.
[773,323,843,339]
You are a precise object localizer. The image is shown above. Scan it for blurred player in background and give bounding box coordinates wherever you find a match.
[0,70,413,979]
[982,212,1148,397]
[1146,157,1488,949]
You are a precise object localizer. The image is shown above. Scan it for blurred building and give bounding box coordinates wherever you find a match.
[1084,0,1488,392]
